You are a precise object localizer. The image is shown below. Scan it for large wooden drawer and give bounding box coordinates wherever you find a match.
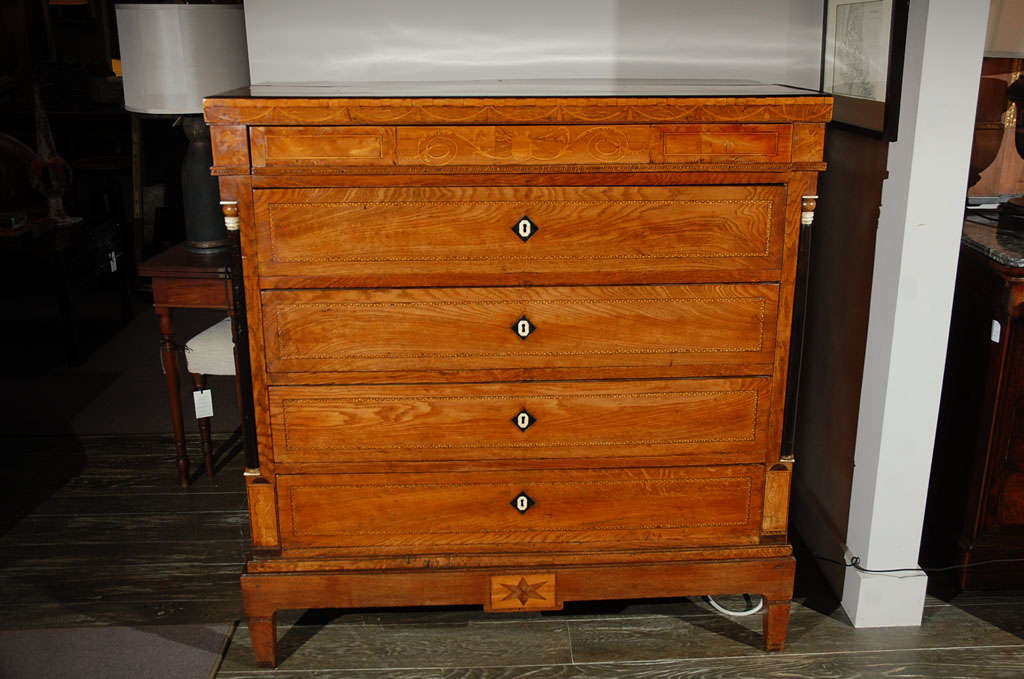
[276,465,764,551]
[252,185,786,281]
[268,377,772,468]
[261,283,779,376]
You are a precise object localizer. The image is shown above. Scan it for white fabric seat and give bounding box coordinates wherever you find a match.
[185,317,235,376]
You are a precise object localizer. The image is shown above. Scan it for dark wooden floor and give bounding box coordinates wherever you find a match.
[3,434,1024,678]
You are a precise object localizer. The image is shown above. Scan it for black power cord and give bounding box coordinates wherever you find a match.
[815,554,1024,574]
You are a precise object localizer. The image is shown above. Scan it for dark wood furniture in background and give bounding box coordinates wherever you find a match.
[923,219,1024,589]
[138,243,237,488]
[205,81,831,667]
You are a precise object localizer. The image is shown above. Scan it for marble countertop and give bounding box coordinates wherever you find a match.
[963,216,1024,268]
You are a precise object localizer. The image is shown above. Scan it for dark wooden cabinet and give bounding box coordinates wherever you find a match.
[924,220,1024,588]
[204,81,832,666]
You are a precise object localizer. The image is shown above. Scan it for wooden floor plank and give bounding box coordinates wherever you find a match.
[433,646,1024,679]
[568,602,1024,664]
[0,510,249,545]
[3,598,244,630]
[218,619,574,674]
[1,564,243,605]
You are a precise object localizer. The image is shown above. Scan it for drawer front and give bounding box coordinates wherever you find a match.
[276,465,764,551]
[262,284,779,375]
[253,185,786,280]
[269,377,772,467]
[250,126,396,167]
[652,124,792,164]
[249,125,794,168]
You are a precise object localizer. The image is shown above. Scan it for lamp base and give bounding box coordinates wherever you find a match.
[181,116,228,252]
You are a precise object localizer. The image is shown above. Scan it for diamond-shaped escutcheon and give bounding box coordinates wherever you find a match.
[511,491,535,514]
[512,216,537,242]
[513,409,536,431]
[513,315,535,340]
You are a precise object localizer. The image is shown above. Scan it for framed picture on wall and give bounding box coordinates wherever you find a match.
[822,0,909,140]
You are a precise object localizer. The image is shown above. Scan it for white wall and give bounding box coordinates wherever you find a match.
[842,0,987,628]
[243,0,822,88]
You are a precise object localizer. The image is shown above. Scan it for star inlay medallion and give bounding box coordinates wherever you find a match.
[499,577,549,605]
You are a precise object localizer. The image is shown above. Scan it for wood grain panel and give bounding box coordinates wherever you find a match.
[253,185,786,280]
[210,125,250,170]
[261,284,779,375]
[275,465,764,551]
[762,462,793,535]
[250,126,395,167]
[246,479,280,549]
[791,123,826,164]
[396,126,650,166]
[653,125,792,164]
[268,378,772,467]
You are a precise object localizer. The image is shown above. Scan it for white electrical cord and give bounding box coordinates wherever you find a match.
[704,594,764,617]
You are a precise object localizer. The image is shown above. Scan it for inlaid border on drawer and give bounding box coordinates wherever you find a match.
[261,283,780,376]
[275,465,765,552]
[268,377,772,468]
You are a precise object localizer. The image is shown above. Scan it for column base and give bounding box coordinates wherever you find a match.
[840,549,927,628]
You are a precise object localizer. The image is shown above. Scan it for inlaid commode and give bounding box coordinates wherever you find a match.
[205,81,831,667]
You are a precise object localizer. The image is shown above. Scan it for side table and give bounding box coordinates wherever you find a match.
[923,218,1024,588]
[138,243,250,487]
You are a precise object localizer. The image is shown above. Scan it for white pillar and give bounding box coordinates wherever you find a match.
[842,0,988,628]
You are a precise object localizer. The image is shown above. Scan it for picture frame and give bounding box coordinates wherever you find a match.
[821,0,910,140]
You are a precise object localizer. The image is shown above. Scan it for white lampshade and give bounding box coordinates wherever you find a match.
[115,4,250,114]
[987,0,1024,58]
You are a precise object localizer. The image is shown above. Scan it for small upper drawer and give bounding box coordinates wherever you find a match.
[268,377,772,468]
[276,465,764,552]
[250,126,395,167]
[261,283,779,377]
[253,185,787,282]
[652,124,792,164]
[247,124,794,168]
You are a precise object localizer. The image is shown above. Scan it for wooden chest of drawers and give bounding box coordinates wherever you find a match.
[204,82,831,667]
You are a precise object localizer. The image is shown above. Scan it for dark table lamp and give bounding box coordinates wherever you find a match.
[115,3,249,252]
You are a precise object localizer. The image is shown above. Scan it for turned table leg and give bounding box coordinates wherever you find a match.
[248,613,277,668]
[192,372,215,478]
[762,599,791,652]
[157,307,189,488]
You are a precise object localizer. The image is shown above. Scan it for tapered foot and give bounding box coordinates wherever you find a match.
[248,614,277,668]
[762,599,791,651]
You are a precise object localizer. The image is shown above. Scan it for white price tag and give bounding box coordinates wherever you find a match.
[991,320,1002,343]
[193,389,214,419]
